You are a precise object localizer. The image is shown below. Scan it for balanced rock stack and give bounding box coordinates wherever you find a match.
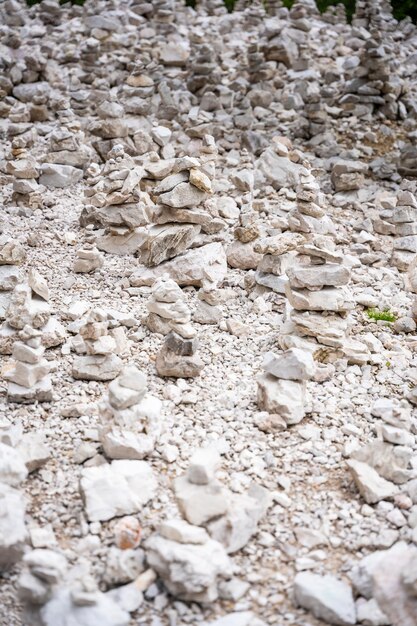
[279,235,354,358]
[254,231,305,296]
[257,348,315,426]
[0,236,25,320]
[99,365,163,461]
[18,549,130,626]
[0,434,28,571]
[390,189,417,271]
[5,137,43,208]
[156,329,204,379]
[341,0,405,120]
[81,144,149,256]
[146,519,233,603]
[72,309,123,381]
[174,447,271,553]
[288,168,336,237]
[347,398,413,505]
[73,244,104,274]
[0,268,52,380]
[40,107,92,187]
[88,100,130,160]
[145,274,195,338]
[138,137,220,267]
[4,324,53,404]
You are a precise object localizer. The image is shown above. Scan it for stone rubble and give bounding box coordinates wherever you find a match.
[99,364,163,460]
[1,0,417,624]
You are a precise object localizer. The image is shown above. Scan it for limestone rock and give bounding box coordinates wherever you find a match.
[294,572,356,626]
[80,461,157,522]
[346,460,399,504]
[257,374,306,425]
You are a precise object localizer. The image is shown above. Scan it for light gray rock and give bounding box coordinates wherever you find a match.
[360,542,417,626]
[138,224,201,266]
[286,285,354,312]
[286,264,350,290]
[39,164,83,188]
[346,459,399,504]
[18,433,51,473]
[202,612,267,626]
[0,484,27,571]
[174,475,229,526]
[255,149,305,190]
[130,243,227,288]
[207,484,271,554]
[7,285,50,330]
[187,448,221,485]
[294,572,356,626]
[39,588,130,626]
[159,182,208,209]
[257,374,306,424]
[80,461,157,522]
[0,266,21,291]
[0,442,28,486]
[355,598,390,626]
[159,519,209,545]
[262,349,316,381]
[350,441,412,485]
[72,355,123,381]
[146,530,232,603]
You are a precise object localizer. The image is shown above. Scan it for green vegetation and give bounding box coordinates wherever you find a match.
[26,0,417,24]
[366,308,397,323]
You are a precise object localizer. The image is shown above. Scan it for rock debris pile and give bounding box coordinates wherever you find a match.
[1,0,417,625]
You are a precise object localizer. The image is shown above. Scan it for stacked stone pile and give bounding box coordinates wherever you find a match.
[81,144,150,255]
[99,365,164,460]
[71,308,123,381]
[174,447,271,553]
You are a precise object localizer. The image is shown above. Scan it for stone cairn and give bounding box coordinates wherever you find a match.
[145,274,195,339]
[156,324,204,378]
[99,364,163,461]
[146,518,233,604]
[0,236,25,321]
[73,244,104,274]
[18,549,130,626]
[156,328,204,378]
[0,422,28,572]
[257,347,316,428]
[341,0,406,120]
[5,324,53,404]
[146,276,204,379]
[4,272,53,403]
[186,43,221,96]
[88,100,130,160]
[281,236,354,355]
[72,309,123,382]
[5,136,43,208]
[41,105,94,184]
[81,144,149,256]
[389,188,417,272]
[173,447,271,553]
[137,135,220,267]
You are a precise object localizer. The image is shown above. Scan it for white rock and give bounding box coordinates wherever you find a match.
[0,484,27,570]
[294,572,356,626]
[262,348,316,381]
[346,460,399,504]
[80,461,157,522]
[0,442,28,486]
[159,519,209,545]
[257,374,306,424]
[39,163,83,188]
[146,532,232,603]
[187,447,221,485]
